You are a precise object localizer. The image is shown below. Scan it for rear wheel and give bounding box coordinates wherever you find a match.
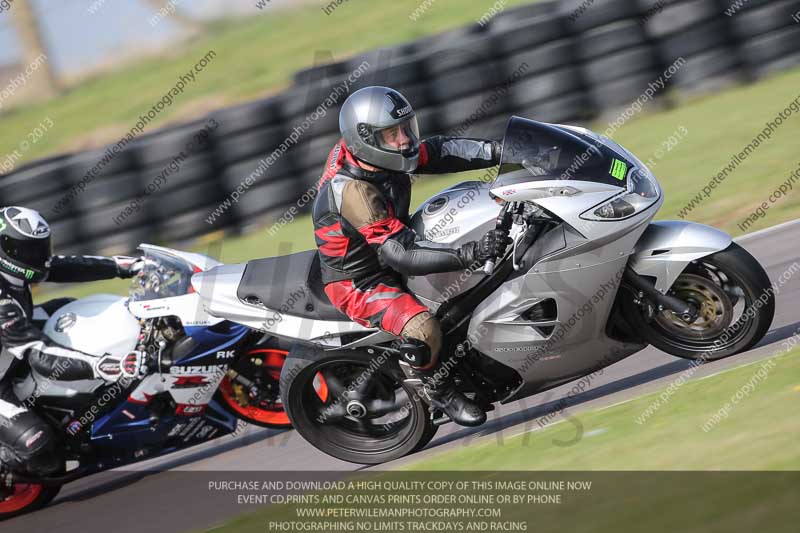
[281,348,436,465]
[624,243,775,361]
[217,347,292,429]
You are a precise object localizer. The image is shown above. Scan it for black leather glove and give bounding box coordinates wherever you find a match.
[458,229,512,268]
[113,256,145,278]
[94,352,144,383]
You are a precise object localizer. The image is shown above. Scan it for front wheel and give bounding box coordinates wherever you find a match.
[281,347,437,465]
[623,243,774,361]
[0,470,62,520]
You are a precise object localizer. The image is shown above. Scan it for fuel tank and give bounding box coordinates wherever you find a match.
[43,294,141,357]
[406,180,501,309]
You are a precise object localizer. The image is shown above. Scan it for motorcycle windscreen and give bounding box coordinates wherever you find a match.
[130,249,195,302]
[495,116,631,188]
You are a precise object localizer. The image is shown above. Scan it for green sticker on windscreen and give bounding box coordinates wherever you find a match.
[610,158,627,180]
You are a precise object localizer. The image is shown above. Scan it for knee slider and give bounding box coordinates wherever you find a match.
[399,312,442,363]
[397,338,432,368]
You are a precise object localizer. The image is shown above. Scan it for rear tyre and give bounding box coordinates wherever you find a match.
[411,421,440,454]
[281,347,436,465]
[623,243,774,361]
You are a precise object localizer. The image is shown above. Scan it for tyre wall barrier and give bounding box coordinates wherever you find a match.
[1,0,797,255]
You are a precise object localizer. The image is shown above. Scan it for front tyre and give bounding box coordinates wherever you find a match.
[0,466,62,520]
[624,243,774,361]
[280,347,436,465]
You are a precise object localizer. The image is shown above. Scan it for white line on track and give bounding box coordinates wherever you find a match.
[735,218,800,242]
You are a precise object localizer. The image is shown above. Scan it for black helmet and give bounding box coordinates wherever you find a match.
[339,86,420,173]
[0,206,52,283]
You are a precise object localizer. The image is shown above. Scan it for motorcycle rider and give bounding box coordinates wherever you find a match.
[0,206,143,477]
[312,86,510,427]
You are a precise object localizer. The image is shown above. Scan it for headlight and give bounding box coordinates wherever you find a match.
[580,169,660,221]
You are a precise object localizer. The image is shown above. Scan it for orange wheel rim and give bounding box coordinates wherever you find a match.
[0,483,42,514]
[219,348,290,426]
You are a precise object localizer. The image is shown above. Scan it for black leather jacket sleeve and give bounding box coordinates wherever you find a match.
[0,297,96,381]
[338,179,470,277]
[417,136,500,174]
[378,227,467,276]
[47,255,122,283]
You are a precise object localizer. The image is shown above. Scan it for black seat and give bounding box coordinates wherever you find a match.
[236,250,349,321]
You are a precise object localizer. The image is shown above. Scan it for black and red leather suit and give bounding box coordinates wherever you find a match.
[312,136,498,345]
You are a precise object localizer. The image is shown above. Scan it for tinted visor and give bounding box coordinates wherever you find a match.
[372,117,420,155]
[1,234,52,271]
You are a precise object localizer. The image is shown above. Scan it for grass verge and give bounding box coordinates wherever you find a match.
[405,348,800,470]
[203,350,800,533]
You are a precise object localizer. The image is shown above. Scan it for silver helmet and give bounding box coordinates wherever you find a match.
[339,86,420,173]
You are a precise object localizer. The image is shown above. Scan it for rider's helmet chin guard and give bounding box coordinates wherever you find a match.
[0,206,52,283]
[339,86,420,173]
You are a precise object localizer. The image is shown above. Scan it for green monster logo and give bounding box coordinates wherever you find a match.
[0,257,33,280]
[610,158,627,180]
[0,214,35,280]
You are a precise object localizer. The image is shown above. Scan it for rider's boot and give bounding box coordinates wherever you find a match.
[406,361,486,427]
[396,317,486,428]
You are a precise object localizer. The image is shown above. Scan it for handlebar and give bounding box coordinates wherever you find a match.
[482,201,515,275]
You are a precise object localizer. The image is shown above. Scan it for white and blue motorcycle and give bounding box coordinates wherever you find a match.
[0,245,291,519]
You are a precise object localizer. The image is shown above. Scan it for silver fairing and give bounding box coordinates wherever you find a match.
[463,119,665,401]
[406,180,502,311]
[466,213,655,402]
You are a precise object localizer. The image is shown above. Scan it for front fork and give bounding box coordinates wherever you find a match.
[623,266,699,322]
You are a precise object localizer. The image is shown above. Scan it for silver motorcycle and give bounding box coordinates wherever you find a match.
[193,116,774,464]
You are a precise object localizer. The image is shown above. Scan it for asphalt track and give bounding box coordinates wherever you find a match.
[4,220,799,533]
